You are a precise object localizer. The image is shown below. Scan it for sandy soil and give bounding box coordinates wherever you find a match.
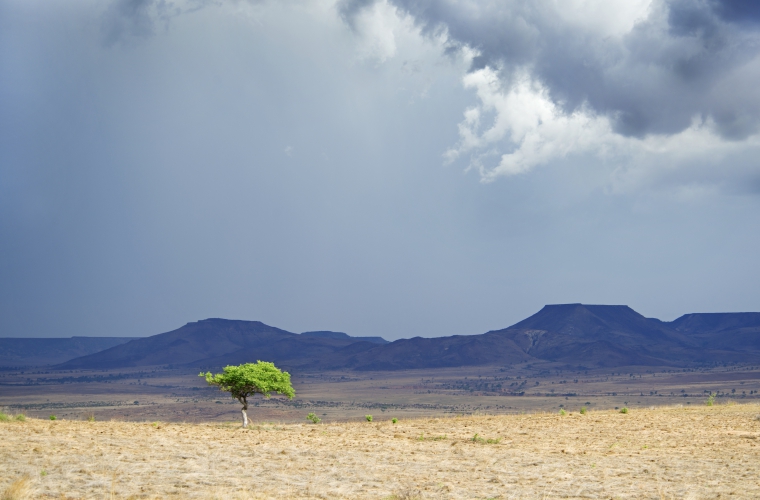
[2,404,760,499]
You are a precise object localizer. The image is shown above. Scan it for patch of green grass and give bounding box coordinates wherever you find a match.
[472,433,501,444]
[16,414,26,422]
[417,433,447,441]
[559,409,567,416]
[392,418,398,424]
[365,415,373,422]
[0,412,9,422]
[619,407,629,414]
[706,392,716,406]
[306,412,321,424]
[40,470,47,477]
[49,415,57,421]
[580,406,587,415]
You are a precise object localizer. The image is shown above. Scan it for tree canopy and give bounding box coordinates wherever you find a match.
[200,361,295,427]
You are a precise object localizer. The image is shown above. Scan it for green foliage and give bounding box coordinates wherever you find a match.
[40,470,47,477]
[559,409,567,416]
[49,415,57,420]
[580,406,588,415]
[306,412,321,424]
[619,407,629,414]
[200,361,295,408]
[16,414,26,422]
[417,433,447,441]
[0,412,8,422]
[365,415,373,422]
[706,392,716,406]
[392,418,398,424]
[472,433,501,444]
[87,414,95,422]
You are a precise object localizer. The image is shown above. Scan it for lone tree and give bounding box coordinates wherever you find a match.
[200,361,295,427]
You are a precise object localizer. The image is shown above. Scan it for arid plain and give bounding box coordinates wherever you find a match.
[2,403,760,499]
[3,364,760,498]
[3,363,760,422]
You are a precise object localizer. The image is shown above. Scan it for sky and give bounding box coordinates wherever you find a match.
[1,0,759,340]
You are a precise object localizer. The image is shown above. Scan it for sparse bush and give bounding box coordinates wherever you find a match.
[392,418,398,424]
[15,414,26,422]
[472,433,501,444]
[86,414,95,422]
[306,412,321,424]
[365,415,373,422]
[620,407,629,414]
[0,412,9,422]
[580,406,587,415]
[706,393,716,406]
[559,409,566,416]
[49,415,57,421]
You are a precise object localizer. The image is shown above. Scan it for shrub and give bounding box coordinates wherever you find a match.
[365,415,373,422]
[16,414,26,422]
[306,412,321,424]
[619,407,629,414]
[392,418,398,424]
[87,414,95,422]
[559,409,566,416]
[0,412,9,422]
[706,392,716,406]
[580,406,587,415]
[49,415,57,421]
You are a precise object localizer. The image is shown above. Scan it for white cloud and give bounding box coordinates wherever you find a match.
[446,66,760,194]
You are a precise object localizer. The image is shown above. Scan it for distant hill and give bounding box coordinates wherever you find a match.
[50,305,760,371]
[55,319,381,370]
[301,331,388,344]
[668,312,760,351]
[0,337,137,368]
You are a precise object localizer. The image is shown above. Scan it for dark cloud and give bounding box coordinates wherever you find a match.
[711,0,760,24]
[340,0,760,140]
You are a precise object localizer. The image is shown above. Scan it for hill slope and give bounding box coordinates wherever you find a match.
[54,305,760,370]
[56,320,385,370]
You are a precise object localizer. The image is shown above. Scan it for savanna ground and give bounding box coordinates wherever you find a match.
[2,403,760,499]
[3,363,760,422]
[3,364,760,498]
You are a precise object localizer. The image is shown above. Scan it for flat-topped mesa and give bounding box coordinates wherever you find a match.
[507,303,649,337]
[668,312,760,334]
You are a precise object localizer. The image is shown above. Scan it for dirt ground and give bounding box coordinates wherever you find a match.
[2,403,760,499]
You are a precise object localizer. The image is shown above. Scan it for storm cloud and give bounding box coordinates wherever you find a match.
[338,0,760,183]
[1,0,759,340]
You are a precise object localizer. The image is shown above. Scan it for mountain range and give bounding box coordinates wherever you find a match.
[39,304,760,371]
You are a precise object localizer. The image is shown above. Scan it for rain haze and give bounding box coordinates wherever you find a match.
[1,0,759,340]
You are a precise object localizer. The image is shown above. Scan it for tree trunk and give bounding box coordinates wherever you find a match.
[241,406,249,428]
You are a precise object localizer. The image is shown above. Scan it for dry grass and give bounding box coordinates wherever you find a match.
[2,404,760,499]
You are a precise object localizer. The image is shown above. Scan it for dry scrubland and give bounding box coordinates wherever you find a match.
[2,405,760,499]
[5,365,760,423]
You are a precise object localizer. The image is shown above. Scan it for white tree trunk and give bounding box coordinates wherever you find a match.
[241,408,249,428]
